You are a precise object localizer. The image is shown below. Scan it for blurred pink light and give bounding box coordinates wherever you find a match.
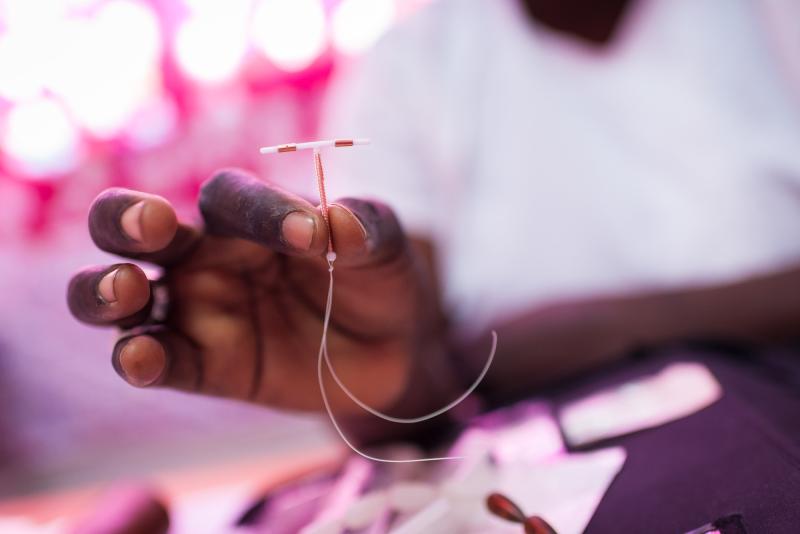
[0,0,71,29]
[250,0,327,72]
[122,96,178,150]
[331,0,395,55]
[174,0,251,84]
[48,0,163,139]
[2,97,82,177]
[174,20,248,83]
[180,0,249,12]
[0,0,71,104]
[65,0,105,8]
[0,31,49,102]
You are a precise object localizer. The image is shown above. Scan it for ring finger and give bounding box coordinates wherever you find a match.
[67,263,153,328]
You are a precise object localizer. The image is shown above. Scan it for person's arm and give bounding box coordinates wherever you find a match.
[461,264,800,404]
[345,251,800,444]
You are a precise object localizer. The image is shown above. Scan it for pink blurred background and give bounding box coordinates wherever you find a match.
[0,0,428,498]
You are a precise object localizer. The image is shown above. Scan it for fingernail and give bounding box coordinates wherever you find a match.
[121,201,145,242]
[98,268,119,303]
[117,337,165,387]
[282,211,315,251]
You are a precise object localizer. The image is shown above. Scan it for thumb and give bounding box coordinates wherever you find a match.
[328,197,407,268]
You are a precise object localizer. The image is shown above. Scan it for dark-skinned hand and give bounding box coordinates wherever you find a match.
[67,169,436,415]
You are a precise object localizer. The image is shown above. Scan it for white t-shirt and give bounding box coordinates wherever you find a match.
[322,0,800,332]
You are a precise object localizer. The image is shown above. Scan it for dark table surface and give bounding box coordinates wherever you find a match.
[557,343,800,534]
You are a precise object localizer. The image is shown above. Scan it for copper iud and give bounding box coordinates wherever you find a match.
[313,149,333,254]
[259,138,498,465]
[259,138,371,257]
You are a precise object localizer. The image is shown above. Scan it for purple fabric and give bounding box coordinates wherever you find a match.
[554,344,800,533]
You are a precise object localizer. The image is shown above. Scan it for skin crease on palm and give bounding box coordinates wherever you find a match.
[67,169,435,416]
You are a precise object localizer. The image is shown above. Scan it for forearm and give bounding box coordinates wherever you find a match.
[465,264,800,403]
[340,258,800,444]
[627,265,800,344]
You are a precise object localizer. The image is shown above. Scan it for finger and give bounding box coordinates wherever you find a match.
[112,329,203,392]
[328,198,407,268]
[67,264,152,328]
[70,485,169,534]
[89,188,200,265]
[198,168,329,257]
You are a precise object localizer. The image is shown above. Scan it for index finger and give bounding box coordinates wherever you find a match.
[198,169,408,267]
[198,168,330,257]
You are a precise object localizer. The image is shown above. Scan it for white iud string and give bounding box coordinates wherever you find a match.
[260,139,498,463]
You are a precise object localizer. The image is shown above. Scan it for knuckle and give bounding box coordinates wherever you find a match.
[199,170,228,198]
[198,169,250,217]
[92,187,129,207]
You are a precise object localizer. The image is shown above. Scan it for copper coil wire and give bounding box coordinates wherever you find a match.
[313,149,334,254]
